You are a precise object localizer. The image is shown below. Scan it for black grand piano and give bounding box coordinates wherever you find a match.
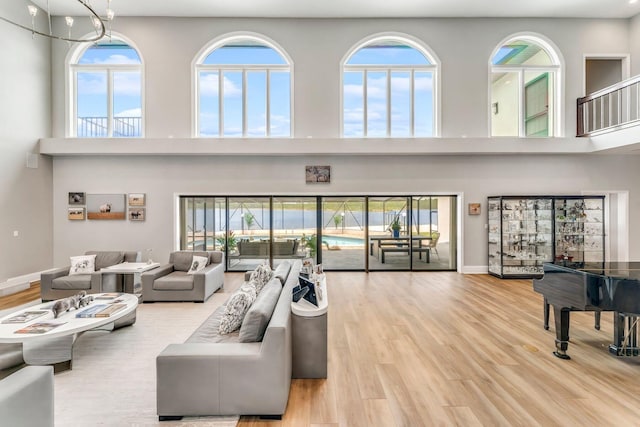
[533,261,640,359]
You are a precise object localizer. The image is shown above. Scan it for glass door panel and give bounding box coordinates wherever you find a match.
[321,197,365,270]
[180,197,225,252]
[228,197,271,271]
[368,197,409,271]
[411,196,457,271]
[272,197,317,267]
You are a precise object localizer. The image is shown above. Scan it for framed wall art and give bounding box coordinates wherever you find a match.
[68,207,85,220]
[128,207,146,221]
[86,194,126,220]
[68,192,85,205]
[305,166,331,183]
[468,203,481,215]
[128,193,146,206]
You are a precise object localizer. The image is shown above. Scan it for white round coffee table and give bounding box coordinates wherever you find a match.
[0,293,138,371]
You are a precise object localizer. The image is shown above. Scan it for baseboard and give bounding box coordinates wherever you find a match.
[462,265,489,274]
[0,271,42,297]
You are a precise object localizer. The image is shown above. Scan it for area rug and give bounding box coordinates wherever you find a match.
[47,291,239,426]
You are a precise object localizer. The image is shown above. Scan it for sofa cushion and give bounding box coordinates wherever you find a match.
[91,251,124,270]
[249,263,273,293]
[153,271,194,291]
[69,255,96,276]
[185,304,241,343]
[187,255,208,275]
[171,252,195,272]
[52,274,91,290]
[272,261,292,285]
[239,278,282,342]
[218,283,257,335]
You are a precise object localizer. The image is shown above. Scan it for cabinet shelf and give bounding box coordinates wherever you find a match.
[488,195,605,279]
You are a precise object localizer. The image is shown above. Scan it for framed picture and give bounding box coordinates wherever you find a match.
[468,203,481,215]
[68,192,85,205]
[128,207,146,221]
[86,194,126,220]
[68,207,85,220]
[305,166,331,183]
[128,193,146,206]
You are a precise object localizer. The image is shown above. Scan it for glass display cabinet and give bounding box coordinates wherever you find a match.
[554,197,605,264]
[488,197,553,278]
[488,195,604,278]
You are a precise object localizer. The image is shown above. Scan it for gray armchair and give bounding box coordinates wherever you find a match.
[141,251,224,303]
[40,251,141,301]
[0,366,54,427]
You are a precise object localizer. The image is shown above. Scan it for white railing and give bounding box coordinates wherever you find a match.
[77,117,142,137]
[577,75,640,137]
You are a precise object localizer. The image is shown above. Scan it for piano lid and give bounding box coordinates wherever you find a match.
[545,261,640,281]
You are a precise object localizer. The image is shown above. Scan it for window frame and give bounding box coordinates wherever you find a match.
[489,33,563,138]
[66,33,144,138]
[192,32,293,138]
[341,34,440,138]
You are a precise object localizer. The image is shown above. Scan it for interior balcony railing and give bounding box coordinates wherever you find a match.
[77,116,142,137]
[577,75,640,137]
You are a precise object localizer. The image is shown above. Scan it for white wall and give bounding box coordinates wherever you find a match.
[42,16,640,272]
[51,154,640,270]
[0,1,53,282]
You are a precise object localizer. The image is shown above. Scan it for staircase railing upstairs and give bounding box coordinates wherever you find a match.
[577,75,640,137]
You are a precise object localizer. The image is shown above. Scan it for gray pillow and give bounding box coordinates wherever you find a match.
[88,251,124,270]
[239,278,282,342]
[218,282,257,335]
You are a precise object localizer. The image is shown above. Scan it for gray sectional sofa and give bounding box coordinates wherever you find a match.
[0,366,54,427]
[156,259,301,420]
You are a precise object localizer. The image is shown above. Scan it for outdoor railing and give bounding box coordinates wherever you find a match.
[577,75,640,136]
[77,116,142,137]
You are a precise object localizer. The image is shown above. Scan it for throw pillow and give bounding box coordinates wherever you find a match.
[239,278,282,342]
[249,263,273,293]
[219,283,258,335]
[69,254,97,276]
[187,255,209,275]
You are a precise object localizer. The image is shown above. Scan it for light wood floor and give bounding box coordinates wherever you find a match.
[4,274,640,426]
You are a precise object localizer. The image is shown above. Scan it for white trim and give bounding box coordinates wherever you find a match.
[339,32,441,138]
[65,32,145,138]
[192,31,294,138]
[582,54,631,96]
[0,272,42,297]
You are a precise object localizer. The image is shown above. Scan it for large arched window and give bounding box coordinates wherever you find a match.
[490,34,562,137]
[68,36,143,137]
[342,35,439,138]
[194,34,292,137]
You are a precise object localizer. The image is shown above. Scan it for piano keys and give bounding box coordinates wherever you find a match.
[533,261,640,359]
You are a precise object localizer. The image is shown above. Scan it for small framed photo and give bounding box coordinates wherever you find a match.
[128,208,146,221]
[305,166,331,183]
[128,193,146,206]
[468,203,481,215]
[68,192,85,205]
[68,207,85,220]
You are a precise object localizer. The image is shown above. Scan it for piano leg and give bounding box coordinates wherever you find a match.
[553,306,571,359]
[543,298,550,330]
[594,311,601,331]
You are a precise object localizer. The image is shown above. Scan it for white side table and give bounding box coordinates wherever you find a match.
[291,275,328,379]
[101,262,160,296]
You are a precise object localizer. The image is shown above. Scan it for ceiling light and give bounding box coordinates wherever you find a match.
[0,0,114,43]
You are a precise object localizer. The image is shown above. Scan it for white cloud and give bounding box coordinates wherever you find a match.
[89,54,140,65]
[77,72,141,97]
[200,73,242,97]
[113,73,141,96]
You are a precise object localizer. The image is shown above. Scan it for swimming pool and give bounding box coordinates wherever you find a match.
[321,235,364,247]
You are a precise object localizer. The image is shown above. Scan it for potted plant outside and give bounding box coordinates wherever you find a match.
[390,217,402,238]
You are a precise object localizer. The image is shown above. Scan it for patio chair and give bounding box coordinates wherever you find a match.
[427,232,440,258]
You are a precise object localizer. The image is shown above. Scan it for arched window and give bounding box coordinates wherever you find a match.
[490,34,562,137]
[68,36,143,137]
[194,34,292,137]
[342,35,439,138]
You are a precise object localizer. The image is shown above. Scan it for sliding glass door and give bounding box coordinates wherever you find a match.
[179,195,457,272]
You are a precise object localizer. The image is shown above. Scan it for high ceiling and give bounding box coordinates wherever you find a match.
[30,0,640,19]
